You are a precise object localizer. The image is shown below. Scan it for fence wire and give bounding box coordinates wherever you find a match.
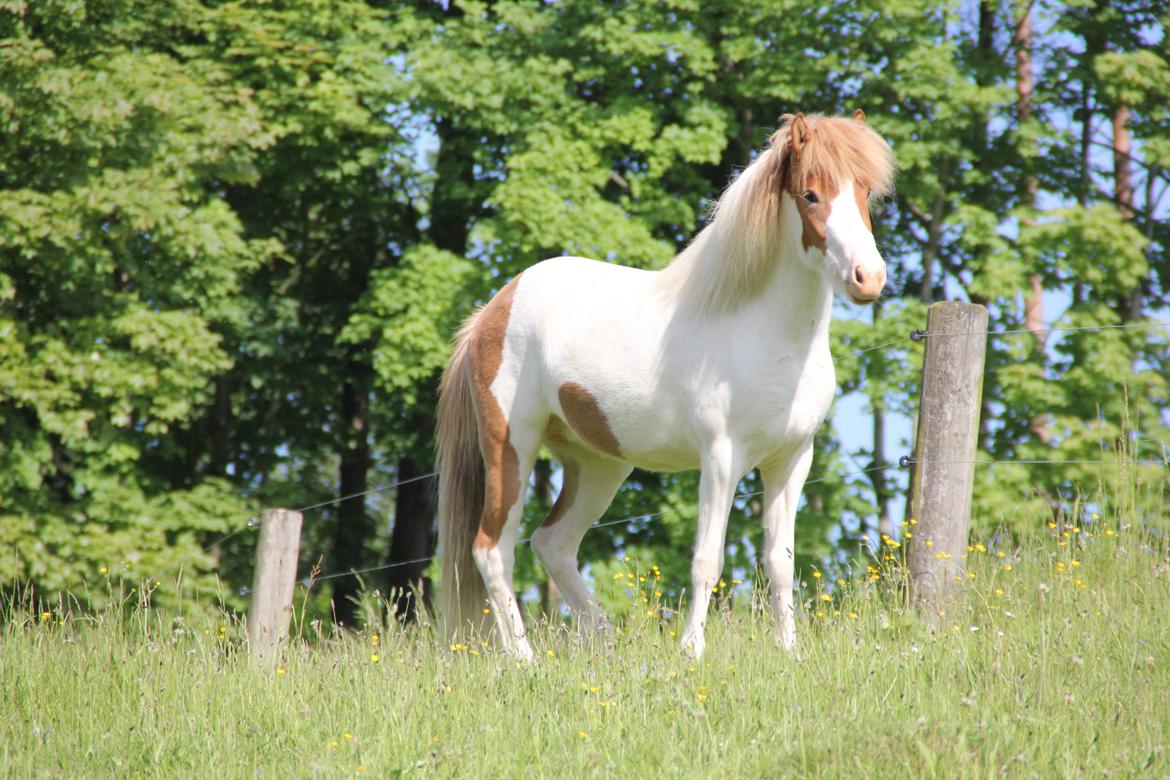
[299,450,1169,586]
[212,315,1170,584]
[911,319,1170,341]
[202,471,438,553]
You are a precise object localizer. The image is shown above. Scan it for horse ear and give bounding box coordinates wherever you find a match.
[852,108,867,124]
[790,113,809,154]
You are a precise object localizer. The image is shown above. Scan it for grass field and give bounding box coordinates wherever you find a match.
[4,512,1169,779]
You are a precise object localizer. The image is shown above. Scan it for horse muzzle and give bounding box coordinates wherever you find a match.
[846,261,886,303]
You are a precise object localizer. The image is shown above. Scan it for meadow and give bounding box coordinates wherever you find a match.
[4,509,1169,779]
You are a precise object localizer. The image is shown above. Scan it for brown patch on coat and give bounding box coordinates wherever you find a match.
[853,181,873,231]
[540,458,579,528]
[469,275,522,550]
[791,174,833,253]
[544,415,574,448]
[558,381,622,458]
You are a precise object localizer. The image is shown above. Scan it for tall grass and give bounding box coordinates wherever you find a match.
[4,510,1169,778]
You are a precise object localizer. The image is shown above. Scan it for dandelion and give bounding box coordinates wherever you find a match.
[815,610,825,618]
[276,667,287,676]
[812,570,822,579]
[995,588,1004,597]
[99,565,109,574]
[370,653,381,664]
[40,611,51,621]
[1004,564,1013,572]
[1071,559,1080,567]
[546,650,556,658]
[1091,513,1100,520]
[997,551,1006,558]
[1047,521,1057,529]
[329,740,339,749]
[371,633,380,647]
[1055,562,1066,574]
[344,732,353,742]
[975,543,986,553]
[925,540,934,547]
[482,607,491,615]
[885,538,901,549]
[696,693,707,702]
[356,765,366,774]
[819,594,832,602]
[578,731,587,739]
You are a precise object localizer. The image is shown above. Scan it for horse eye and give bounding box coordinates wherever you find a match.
[803,191,819,204]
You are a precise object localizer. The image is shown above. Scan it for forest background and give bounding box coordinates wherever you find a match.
[2,0,1168,626]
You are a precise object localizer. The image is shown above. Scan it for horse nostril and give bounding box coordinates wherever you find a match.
[853,266,866,286]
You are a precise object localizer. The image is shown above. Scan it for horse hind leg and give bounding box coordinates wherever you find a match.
[472,424,540,662]
[530,453,631,634]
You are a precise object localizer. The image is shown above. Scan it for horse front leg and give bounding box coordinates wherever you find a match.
[679,438,739,659]
[760,442,814,651]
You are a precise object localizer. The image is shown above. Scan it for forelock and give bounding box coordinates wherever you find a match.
[772,114,895,199]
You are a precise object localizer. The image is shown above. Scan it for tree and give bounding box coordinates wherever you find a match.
[0,0,273,608]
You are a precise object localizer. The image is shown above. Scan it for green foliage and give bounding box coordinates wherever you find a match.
[4,0,1170,622]
[342,244,485,408]
[0,0,273,608]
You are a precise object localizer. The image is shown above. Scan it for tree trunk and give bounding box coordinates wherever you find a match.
[383,114,478,622]
[920,188,947,304]
[210,375,232,477]
[1016,1,1048,445]
[531,458,562,619]
[386,451,439,622]
[330,375,372,628]
[1014,1,1037,207]
[868,301,893,540]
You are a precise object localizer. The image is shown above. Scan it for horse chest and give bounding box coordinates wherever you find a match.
[734,349,836,453]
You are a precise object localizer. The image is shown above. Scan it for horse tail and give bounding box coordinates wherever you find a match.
[437,315,488,641]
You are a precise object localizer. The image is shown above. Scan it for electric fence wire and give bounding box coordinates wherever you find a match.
[910,318,1170,341]
[302,451,1169,586]
[201,471,439,553]
[208,316,1170,579]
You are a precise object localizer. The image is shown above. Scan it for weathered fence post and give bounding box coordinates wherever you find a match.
[907,301,988,622]
[246,508,303,661]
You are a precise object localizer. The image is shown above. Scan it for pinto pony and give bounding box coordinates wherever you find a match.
[437,111,894,660]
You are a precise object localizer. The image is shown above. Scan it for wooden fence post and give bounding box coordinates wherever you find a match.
[246,508,303,661]
[906,301,989,622]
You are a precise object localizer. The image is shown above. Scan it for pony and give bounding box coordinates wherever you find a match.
[436,111,894,660]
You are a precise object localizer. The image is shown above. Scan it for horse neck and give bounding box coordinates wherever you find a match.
[742,239,835,350]
[660,198,835,349]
